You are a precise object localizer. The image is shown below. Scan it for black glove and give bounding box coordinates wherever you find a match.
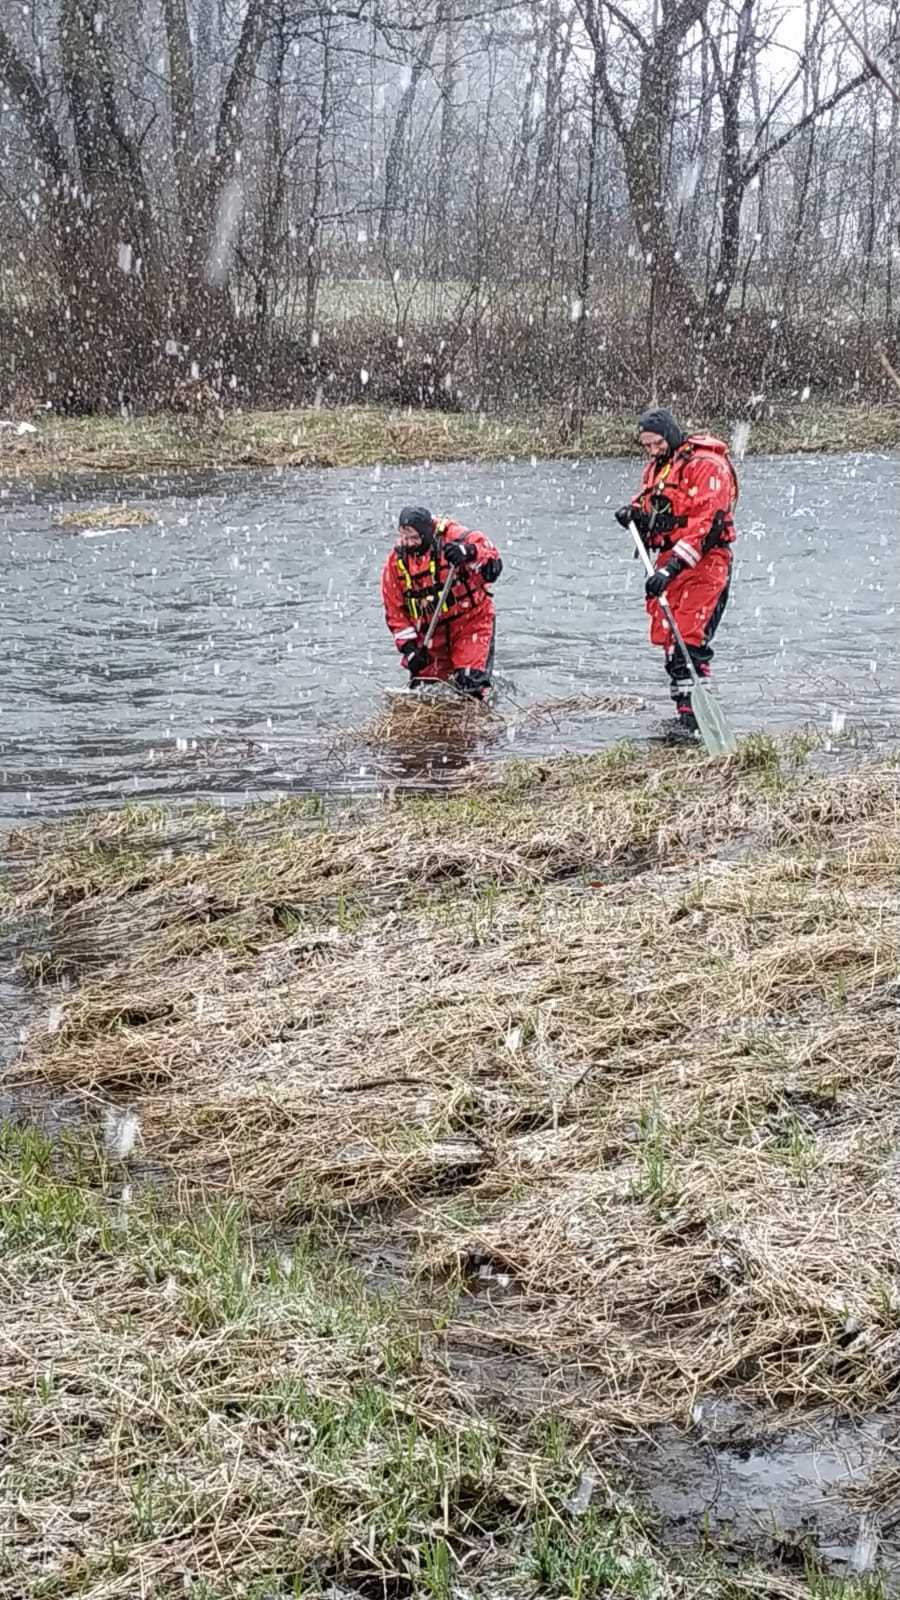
[616,504,648,534]
[443,539,476,566]
[453,667,491,699]
[401,642,430,675]
[480,555,502,583]
[645,560,683,598]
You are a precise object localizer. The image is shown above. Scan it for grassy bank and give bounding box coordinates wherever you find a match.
[1,400,897,482]
[2,735,899,1597]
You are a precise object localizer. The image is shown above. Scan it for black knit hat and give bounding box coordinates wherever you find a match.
[637,407,685,452]
[398,505,435,541]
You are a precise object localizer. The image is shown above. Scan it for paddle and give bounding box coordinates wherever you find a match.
[628,521,737,757]
[421,561,457,652]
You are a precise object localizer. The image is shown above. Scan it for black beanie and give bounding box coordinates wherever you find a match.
[398,505,435,542]
[637,407,685,452]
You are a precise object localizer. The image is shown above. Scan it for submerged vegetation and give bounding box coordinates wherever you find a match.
[52,503,158,530]
[2,736,899,1596]
[0,401,897,484]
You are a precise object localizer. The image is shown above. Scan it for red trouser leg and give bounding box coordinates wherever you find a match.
[448,607,496,676]
[647,553,731,716]
[410,629,453,681]
[647,551,731,650]
[410,605,496,690]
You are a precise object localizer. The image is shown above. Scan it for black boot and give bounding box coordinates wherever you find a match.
[656,677,700,743]
[659,708,700,745]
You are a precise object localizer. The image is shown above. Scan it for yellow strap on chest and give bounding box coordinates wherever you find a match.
[397,554,440,621]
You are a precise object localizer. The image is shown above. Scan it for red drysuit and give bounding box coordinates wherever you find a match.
[381,518,500,685]
[629,434,738,651]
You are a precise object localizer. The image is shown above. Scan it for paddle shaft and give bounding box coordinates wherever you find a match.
[421,558,457,650]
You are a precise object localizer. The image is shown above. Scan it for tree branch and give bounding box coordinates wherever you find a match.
[820,0,900,108]
[655,0,712,53]
[742,65,873,185]
[0,24,70,181]
[575,0,628,142]
[597,0,648,52]
[749,55,806,152]
[212,0,270,181]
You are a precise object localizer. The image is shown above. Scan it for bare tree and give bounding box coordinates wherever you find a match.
[0,0,895,412]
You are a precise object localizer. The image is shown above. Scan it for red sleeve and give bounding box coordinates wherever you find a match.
[442,520,500,573]
[381,555,418,650]
[670,456,734,568]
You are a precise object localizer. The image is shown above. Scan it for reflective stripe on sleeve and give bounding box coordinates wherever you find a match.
[673,539,700,567]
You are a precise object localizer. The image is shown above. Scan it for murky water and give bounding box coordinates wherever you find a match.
[0,449,897,826]
[620,1405,900,1580]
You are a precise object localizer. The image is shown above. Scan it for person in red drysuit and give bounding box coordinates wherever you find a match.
[381,505,502,698]
[616,407,738,742]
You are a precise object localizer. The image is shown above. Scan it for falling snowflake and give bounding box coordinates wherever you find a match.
[205,178,244,288]
[677,157,702,201]
[731,420,751,458]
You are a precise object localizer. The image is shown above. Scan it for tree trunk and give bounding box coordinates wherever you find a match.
[379,30,438,253]
[305,19,333,348]
[567,57,600,440]
[253,25,290,391]
[580,0,710,331]
[885,65,899,331]
[58,0,164,404]
[704,0,754,317]
[513,11,546,200]
[434,0,459,277]
[748,51,771,270]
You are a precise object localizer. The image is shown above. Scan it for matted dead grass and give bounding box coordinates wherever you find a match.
[6,740,899,1453]
[53,503,157,530]
[1,739,899,1596]
[355,692,648,754]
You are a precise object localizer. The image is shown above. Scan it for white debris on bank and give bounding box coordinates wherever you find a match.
[103,1107,141,1161]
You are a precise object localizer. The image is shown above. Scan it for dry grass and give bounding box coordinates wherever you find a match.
[0,1131,563,1599]
[2,737,899,1596]
[357,692,648,753]
[0,401,896,482]
[53,503,157,529]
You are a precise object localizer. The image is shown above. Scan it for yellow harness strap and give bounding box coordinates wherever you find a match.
[397,553,441,622]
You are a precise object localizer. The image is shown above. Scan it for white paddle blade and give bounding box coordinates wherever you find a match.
[691,681,738,756]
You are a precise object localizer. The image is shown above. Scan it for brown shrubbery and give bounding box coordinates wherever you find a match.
[1,299,896,419]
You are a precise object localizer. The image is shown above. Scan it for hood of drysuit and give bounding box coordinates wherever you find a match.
[396,505,435,556]
[638,407,686,455]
